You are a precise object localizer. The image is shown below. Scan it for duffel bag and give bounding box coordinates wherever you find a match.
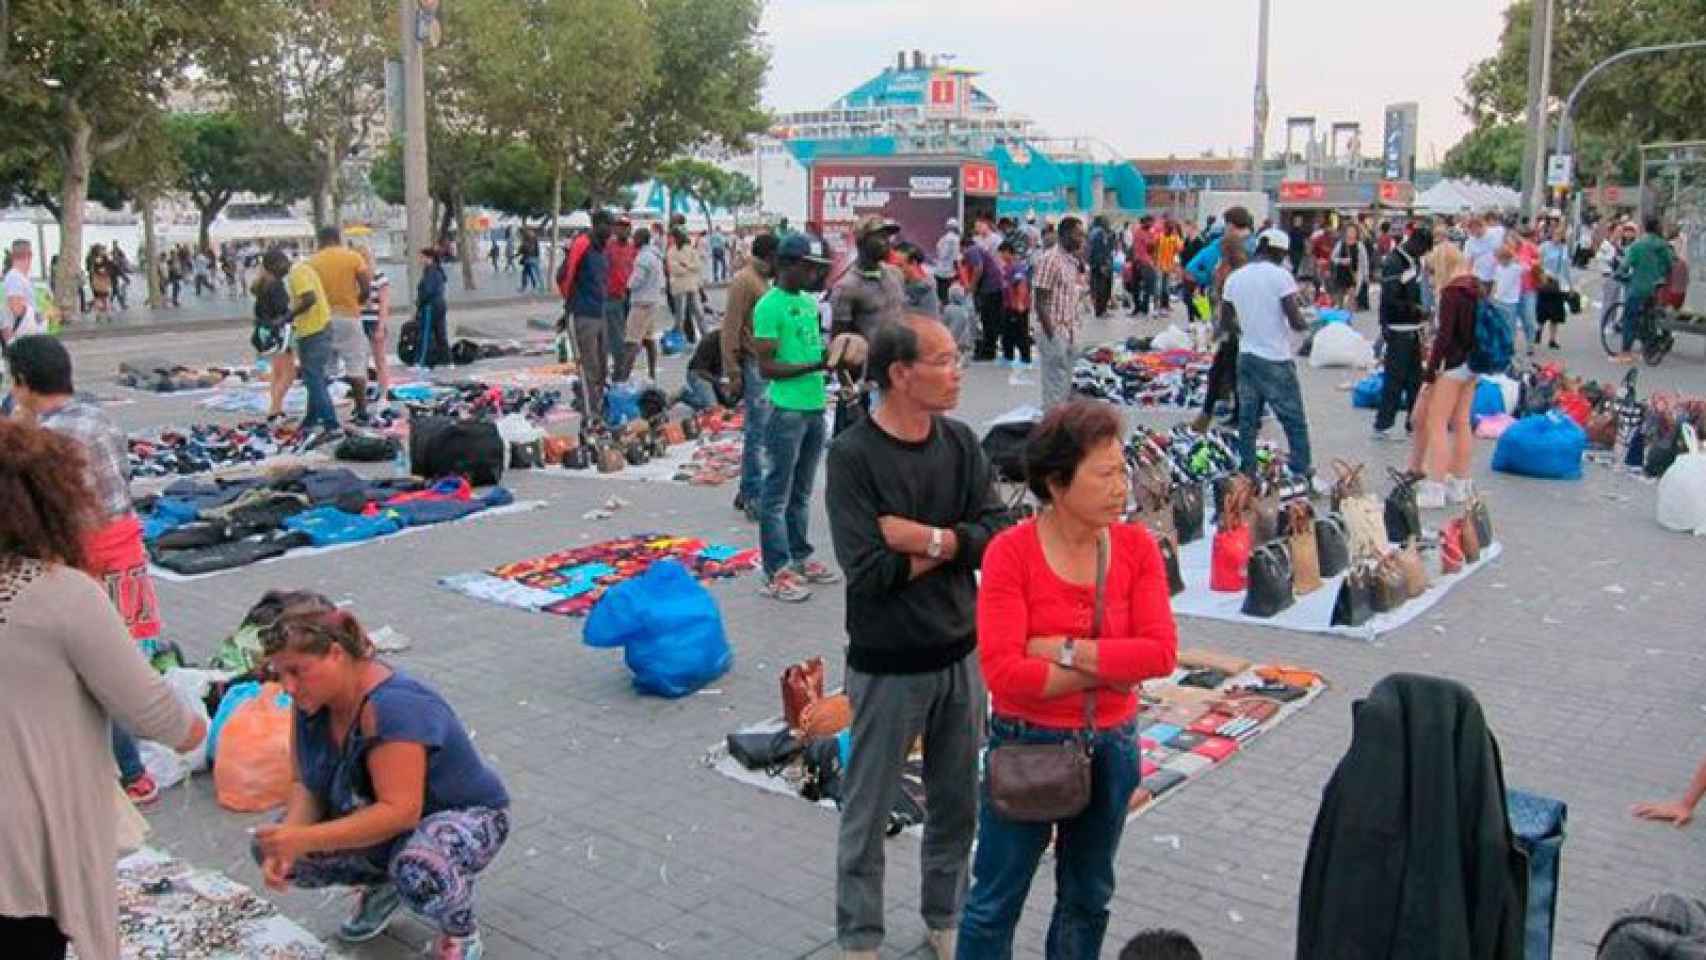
[408,416,505,486]
[1492,411,1587,481]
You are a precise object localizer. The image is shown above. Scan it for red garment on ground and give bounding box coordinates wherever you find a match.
[384,477,473,505]
[83,513,160,641]
[976,521,1178,730]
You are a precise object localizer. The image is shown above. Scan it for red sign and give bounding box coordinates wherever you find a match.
[1279,181,1326,202]
[927,72,963,117]
[963,162,999,196]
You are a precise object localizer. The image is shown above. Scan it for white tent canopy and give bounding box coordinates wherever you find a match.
[1415,179,1522,216]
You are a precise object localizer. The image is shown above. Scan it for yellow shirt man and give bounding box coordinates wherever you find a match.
[307,245,368,315]
[285,260,330,338]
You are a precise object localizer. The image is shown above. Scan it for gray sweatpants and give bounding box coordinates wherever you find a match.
[1038,327,1074,409]
[572,313,607,423]
[837,655,985,951]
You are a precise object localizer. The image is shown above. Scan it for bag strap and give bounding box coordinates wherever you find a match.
[1082,531,1108,736]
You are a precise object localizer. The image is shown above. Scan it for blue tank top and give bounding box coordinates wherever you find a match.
[294,669,509,838]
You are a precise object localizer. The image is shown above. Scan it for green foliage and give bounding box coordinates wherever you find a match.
[1441,123,1526,186]
[370,141,406,209]
[470,142,561,223]
[165,112,313,247]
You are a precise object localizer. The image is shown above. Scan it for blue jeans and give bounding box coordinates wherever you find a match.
[958,718,1141,960]
[1519,290,1539,346]
[739,359,771,505]
[1623,290,1651,352]
[759,406,825,577]
[1235,353,1313,478]
[680,371,718,412]
[113,724,145,785]
[519,257,539,291]
[295,329,339,431]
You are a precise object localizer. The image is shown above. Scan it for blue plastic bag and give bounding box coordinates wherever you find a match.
[1352,372,1384,409]
[1470,377,1506,426]
[604,383,640,426]
[1318,307,1351,325]
[583,560,733,698]
[1508,789,1567,960]
[661,328,687,356]
[1492,411,1587,480]
[206,680,265,767]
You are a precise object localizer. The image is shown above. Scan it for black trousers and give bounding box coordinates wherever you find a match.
[936,276,953,305]
[1374,329,1423,431]
[974,290,1004,359]
[1090,267,1113,316]
[0,917,67,960]
[1000,307,1032,363]
[1202,336,1240,418]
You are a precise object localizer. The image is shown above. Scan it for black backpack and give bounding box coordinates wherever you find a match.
[408,416,505,486]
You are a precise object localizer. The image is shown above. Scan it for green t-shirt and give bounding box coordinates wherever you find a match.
[1624,235,1674,298]
[752,287,826,411]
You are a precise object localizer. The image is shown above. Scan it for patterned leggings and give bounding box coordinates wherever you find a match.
[260,807,509,937]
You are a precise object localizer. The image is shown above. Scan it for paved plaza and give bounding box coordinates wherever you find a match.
[88,283,1706,959]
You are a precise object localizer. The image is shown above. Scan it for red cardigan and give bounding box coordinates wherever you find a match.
[977,521,1179,730]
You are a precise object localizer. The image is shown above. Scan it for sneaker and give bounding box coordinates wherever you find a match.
[1446,476,1474,505]
[926,927,958,960]
[1308,474,1334,499]
[759,570,811,603]
[434,932,484,960]
[123,772,159,806]
[1415,479,1448,509]
[995,357,1012,368]
[793,559,841,584]
[338,884,403,943]
[1371,428,1393,442]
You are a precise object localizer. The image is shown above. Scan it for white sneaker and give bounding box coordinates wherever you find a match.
[1446,476,1474,504]
[927,928,958,960]
[1415,479,1448,510]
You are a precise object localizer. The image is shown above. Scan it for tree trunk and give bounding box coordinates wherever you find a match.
[198,208,215,254]
[454,192,475,292]
[142,196,162,309]
[548,165,562,284]
[54,114,93,320]
[326,142,343,230]
[309,189,328,232]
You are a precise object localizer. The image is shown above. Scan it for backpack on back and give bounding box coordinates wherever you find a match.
[1469,298,1514,374]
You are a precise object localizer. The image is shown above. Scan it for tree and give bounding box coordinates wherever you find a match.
[653,158,729,231]
[1441,123,1526,187]
[211,0,391,229]
[470,142,569,225]
[1,0,241,314]
[101,114,182,308]
[704,169,759,229]
[165,112,312,251]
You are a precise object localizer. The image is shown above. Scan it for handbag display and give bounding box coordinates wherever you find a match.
[1158,534,1185,596]
[1213,474,1253,526]
[1460,508,1483,563]
[1251,485,1284,545]
[1241,541,1296,618]
[1330,458,1367,513]
[986,534,1106,824]
[1468,494,1494,548]
[1396,541,1429,599]
[1315,513,1350,578]
[1440,519,1466,575]
[726,728,803,771]
[780,657,825,731]
[1331,563,1377,627]
[1285,500,1322,595]
[595,441,626,474]
[1383,468,1422,546]
[1171,482,1206,544]
[679,415,703,440]
[1371,553,1409,613]
[1128,443,1177,544]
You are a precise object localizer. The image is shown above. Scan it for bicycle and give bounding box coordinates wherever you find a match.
[1600,288,1677,367]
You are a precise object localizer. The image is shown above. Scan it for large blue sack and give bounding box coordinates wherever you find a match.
[1318,307,1352,325]
[1352,372,1384,409]
[1492,411,1586,480]
[604,383,640,427]
[1470,377,1506,426]
[583,560,732,698]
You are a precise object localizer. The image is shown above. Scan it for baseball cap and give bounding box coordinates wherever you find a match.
[945,217,960,230]
[777,233,831,264]
[854,214,902,240]
[1257,227,1290,252]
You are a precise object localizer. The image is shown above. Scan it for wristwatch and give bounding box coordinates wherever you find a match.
[1057,638,1076,668]
[926,527,944,559]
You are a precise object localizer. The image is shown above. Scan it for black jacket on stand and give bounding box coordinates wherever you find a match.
[1297,673,1528,960]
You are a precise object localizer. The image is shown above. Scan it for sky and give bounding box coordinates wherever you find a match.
[760,0,1511,167]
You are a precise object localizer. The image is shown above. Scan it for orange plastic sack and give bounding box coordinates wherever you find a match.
[214,682,295,812]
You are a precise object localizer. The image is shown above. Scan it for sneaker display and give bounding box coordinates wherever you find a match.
[759,570,811,603]
[1416,479,1448,509]
[435,932,484,960]
[338,884,403,943]
[123,772,160,806]
[792,559,841,584]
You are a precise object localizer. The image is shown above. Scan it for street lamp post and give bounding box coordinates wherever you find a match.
[399,0,431,292]
[1557,40,1706,246]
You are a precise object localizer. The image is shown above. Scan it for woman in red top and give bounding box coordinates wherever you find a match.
[1418,247,1484,508]
[958,400,1178,959]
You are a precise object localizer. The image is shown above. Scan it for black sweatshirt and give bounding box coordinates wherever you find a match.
[826,414,1009,675]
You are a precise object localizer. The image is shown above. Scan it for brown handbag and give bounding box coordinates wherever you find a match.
[1371,553,1409,613]
[1330,458,1367,513]
[1251,485,1284,545]
[1128,445,1176,544]
[1586,407,1618,449]
[596,443,626,473]
[1286,500,1323,595]
[1217,475,1254,531]
[1396,541,1428,598]
[781,657,825,731]
[987,533,1106,823]
[1459,509,1483,563]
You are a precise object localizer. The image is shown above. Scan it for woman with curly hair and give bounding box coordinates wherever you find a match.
[0,420,206,960]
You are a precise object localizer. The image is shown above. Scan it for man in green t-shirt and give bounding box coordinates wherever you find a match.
[1616,216,1675,363]
[753,232,840,602]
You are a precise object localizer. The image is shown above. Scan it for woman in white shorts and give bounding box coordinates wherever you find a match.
[1417,245,1483,509]
[358,246,391,397]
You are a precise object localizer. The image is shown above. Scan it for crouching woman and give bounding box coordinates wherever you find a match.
[252,603,509,960]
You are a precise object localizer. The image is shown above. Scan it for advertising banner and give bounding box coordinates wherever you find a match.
[809,160,963,265]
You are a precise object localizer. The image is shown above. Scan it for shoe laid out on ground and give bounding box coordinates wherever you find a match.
[1416,479,1448,509]
[339,883,403,943]
[124,772,159,806]
[760,569,811,603]
[793,559,841,584]
[1309,474,1334,499]
[435,932,483,960]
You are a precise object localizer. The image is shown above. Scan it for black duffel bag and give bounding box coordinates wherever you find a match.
[396,319,422,366]
[409,416,505,486]
[335,431,400,463]
[981,419,1037,484]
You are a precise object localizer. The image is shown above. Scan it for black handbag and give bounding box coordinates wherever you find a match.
[726,728,802,772]
[1383,468,1421,546]
[1331,563,1376,627]
[1171,482,1205,544]
[1158,534,1185,596]
[508,439,545,470]
[409,416,505,486]
[334,431,400,463]
[1467,495,1493,548]
[1240,541,1295,618]
[1315,514,1351,578]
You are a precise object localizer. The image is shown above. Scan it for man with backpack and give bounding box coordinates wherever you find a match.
[557,210,613,424]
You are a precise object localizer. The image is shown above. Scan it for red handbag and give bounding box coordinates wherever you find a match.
[1439,519,1465,575]
[1555,391,1592,427]
[1210,524,1253,592]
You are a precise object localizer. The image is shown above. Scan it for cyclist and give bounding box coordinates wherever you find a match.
[1614,217,1674,364]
